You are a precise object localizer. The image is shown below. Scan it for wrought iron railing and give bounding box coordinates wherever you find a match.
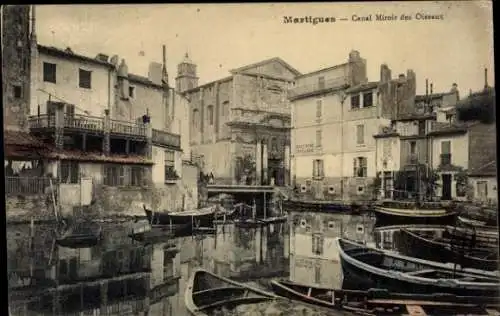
[110,119,147,137]
[5,177,51,196]
[288,77,348,99]
[152,129,181,148]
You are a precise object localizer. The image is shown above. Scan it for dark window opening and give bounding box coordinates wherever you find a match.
[351,94,360,109]
[129,86,135,98]
[13,85,22,98]
[363,92,373,107]
[60,161,79,184]
[43,62,57,83]
[79,69,92,89]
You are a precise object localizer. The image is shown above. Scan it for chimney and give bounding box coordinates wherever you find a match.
[451,83,458,93]
[148,62,163,85]
[484,68,488,88]
[162,44,168,87]
[95,53,109,62]
[426,79,429,97]
[30,5,37,41]
[430,83,433,95]
[398,74,405,81]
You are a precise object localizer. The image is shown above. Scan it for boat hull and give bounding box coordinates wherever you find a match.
[338,239,500,297]
[283,200,352,213]
[270,280,336,310]
[397,229,499,271]
[373,207,457,226]
[145,208,215,228]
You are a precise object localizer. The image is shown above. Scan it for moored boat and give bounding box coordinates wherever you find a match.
[55,221,102,248]
[144,204,218,228]
[184,268,278,316]
[397,228,499,271]
[373,204,457,226]
[270,279,500,315]
[337,238,500,297]
[283,199,352,213]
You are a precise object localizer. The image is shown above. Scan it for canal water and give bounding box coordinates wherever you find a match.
[7,212,375,316]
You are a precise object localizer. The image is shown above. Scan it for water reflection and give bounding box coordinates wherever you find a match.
[8,212,375,315]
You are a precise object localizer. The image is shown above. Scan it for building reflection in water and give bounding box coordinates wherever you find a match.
[8,220,290,316]
[289,210,376,289]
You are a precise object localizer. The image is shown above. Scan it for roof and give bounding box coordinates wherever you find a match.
[181,76,233,95]
[295,62,349,79]
[229,57,302,77]
[4,130,46,148]
[43,149,154,165]
[396,112,436,122]
[415,91,456,102]
[346,81,379,94]
[469,160,497,177]
[427,121,470,136]
[128,73,163,89]
[38,44,114,69]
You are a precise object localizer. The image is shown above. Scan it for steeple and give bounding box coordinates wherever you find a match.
[176,51,199,93]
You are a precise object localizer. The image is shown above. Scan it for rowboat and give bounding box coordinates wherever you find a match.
[270,279,500,315]
[373,205,457,226]
[337,238,500,297]
[398,228,499,271]
[184,268,278,315]
[55,221,102,248]
[144,205,217,228]
[282,199,352,213]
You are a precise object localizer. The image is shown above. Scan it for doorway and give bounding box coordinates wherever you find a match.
[441,174,452,200]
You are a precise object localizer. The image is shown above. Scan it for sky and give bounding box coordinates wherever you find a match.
[35,2,494,96]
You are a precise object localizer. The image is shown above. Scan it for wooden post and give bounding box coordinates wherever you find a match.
[50,178,58,222]
[263,192,267,220]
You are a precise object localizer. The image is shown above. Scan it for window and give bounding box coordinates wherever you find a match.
[313,159,324,179]
[78,69,92,89]
[316,99,322,119]
[314,265,321,284]
[356,125,364,145]
[312,234,324,255]
[316,129,322,148]
[207,105,214,126]
[13,85,22,98]
[363,92,373,107]
[43,62,57,83]
[192,109,200,128]
[165,150,177,181]
[60,161,79,184]
[440,141,451,165]
[318,76,325,89]
[222,101,229,117]
[103,165,125,186]
[410,141,416,154]
[418,121,426,135]
[353,157,367,177]
[129,86,135,98]
[130,166,145,186]
[350,94,360,109]
[477,181,488,199]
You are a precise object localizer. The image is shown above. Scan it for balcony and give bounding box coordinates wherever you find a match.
[288,77,348,100]
[152,129,181,149]
[440,153,452,166]
[5,177,51,196]
[111,119,147,137]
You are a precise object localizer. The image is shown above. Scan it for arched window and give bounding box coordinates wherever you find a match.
[207,105,214,126]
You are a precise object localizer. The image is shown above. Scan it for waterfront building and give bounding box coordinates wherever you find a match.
[3,5,197,220]
[177,55,300,187]
[290,51,399,202]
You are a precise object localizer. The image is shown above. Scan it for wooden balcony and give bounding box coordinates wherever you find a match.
[5,176,51,196]
[152,129,181,149]
[65,114,104,133]
[110,119,147,137]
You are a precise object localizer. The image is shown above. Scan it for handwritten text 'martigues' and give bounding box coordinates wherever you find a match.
[283,16,336,25]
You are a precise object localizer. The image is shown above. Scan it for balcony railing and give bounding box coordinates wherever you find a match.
[288,77,348,99]
[440,153,452,165]
[5,177,51,196]
[65,114,104,131]
[28,115,55,129]
[152,129,181,149]
[110,119,147,137]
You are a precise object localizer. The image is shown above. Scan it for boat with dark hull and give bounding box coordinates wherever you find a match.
[373,204,457,226]
[397,228,499,271]
[55,221,103,248]
[184,268,278,316]
[283,199,352,213]
[337,238,500,297]
[144,205,219,228]
[270,279,500,315]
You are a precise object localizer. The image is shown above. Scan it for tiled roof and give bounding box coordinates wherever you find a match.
[4,130,46,148]
[43,150,154,165]
[38,44,114,69]
[427,121,469,136]
[128,73,163,89]
[230,57,302,77]
[346,81,379,94]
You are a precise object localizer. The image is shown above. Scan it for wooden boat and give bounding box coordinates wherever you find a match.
[337,238,500,297]
[283,199,352,212]
[129,226,175,243]
[55,221,102,248]
[398,228,499,271]
[144,204,217,228]
[185,268,278,316]
[270,279,500,315]
[446,225,499,246]
[373,204,457,226]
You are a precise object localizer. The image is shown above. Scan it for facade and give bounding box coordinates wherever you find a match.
[3,5,196,220]
[291,51,393,201]
[178,55,300,186]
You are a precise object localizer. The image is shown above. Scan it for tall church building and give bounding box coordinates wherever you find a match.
[176,54,300,186]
